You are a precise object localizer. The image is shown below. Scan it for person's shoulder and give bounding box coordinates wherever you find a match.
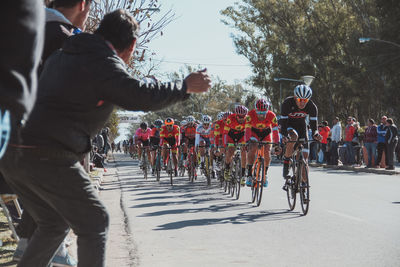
[282,96,294,105]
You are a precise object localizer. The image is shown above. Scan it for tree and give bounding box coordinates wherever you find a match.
[221,0,399,124]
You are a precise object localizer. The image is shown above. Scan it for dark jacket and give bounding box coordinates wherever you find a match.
[0,0,44,121]
[364,125,378,143]
[385,124,398,145]
[42,8,78,65]
[22,33,189,154]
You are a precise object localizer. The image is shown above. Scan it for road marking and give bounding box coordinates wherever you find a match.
[326,210,364,222]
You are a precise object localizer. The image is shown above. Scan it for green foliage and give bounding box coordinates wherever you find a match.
[104,108,120,142]
[221,0,400,125]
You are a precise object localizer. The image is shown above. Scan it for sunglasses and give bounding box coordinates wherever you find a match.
[296,98,309,104]
[256,111,267,115]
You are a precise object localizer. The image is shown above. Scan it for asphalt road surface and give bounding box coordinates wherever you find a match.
[113,153,400,267]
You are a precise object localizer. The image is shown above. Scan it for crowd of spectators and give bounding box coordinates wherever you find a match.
[309,115,399,170]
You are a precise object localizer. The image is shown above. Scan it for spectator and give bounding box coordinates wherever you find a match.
[376,116,387,168]
[352,118,363,165]
[385,118,398,170]
[308,125,317,162]
[111,141,115,153]
[330,117,341,165]
[363,119,378,168]
[0,9,210,267]
[0,0,44,158]
[319,121,330,163]
[344,116,356,165]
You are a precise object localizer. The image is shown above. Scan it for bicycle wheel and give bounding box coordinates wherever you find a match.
[142,152,148,180]
[156,151,161,182]
[251,160,259,203]
[286,159,296,211]
[167,154,173,186]
[299,160,310,215]
[205,154,211,185]
[234,157,241,200]
[256,160,265,207]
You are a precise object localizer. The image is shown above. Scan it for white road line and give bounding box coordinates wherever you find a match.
[326,210,364,222]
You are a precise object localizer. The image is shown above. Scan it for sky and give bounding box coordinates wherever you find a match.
[146,0,253,84]
[117,0,254,142]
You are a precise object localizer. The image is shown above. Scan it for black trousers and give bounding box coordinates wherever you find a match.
[386,140,398,167]
[376,142,386,166]
[0,147,109,267]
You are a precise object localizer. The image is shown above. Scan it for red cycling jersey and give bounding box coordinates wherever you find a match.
[213,119,225,147]
[245,109,279,143]
[224,114,247,145]
[160,125,180,147]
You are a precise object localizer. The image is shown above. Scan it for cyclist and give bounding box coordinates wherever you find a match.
[245,98,280,187]
[280,85,321,190]
[181,115,198,161]
[135,122,151,167]
[223,105,248,184]
[196,115,212,170]
[150,119,163,175]
[210,112,226,176]
[160,117,181,176]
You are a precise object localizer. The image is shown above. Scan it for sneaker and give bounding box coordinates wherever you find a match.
[224,169,230,181]
[240,177,246,186]
[245,176,252,187]
[263,179,268,188]
[52,253,77,267]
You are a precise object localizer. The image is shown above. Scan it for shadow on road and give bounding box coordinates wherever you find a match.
[153,209,301,230]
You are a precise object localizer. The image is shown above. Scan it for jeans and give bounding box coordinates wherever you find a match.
[364,142,377,167]
[345,141,355,164]
[330,141,339,165]
[0,147,109,267]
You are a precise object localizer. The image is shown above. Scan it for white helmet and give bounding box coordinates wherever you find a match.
[180,120,187,126]
[294,84,312,99]
[186,116,195,123]
[202,115,212,124]
[217,112,225,121]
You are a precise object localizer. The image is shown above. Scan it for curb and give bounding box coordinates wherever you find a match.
[309,163,400,175]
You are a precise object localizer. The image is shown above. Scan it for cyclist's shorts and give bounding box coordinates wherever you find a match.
[162,137,178,153]
[184,137,195,147]
[138,139,150,147]
[286,121,309,152]
[199,137,211,148]
[251,127,272,142]
[150,137,160,147]
[227,130,245,146]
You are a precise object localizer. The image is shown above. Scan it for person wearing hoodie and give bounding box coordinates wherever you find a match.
[0,9,211,267]
[10,2,97,266]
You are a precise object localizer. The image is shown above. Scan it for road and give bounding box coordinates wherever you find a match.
[113,152,400,267]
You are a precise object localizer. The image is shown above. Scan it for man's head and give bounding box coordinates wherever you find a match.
[322,121,328,127]
[202,115,211,129]
[346,117,353,125]
[386,118,394,126]
[254,98,270,120]
[164,118,174,131]
[51,0,96,29]
[186,116,196,126]
[95,9,140,63]
[234,105,248,123]
[368,119,375,126]
[333,117,339,124]
[140,122,147,130]
[293,84,312,110]
[381,116,387,124]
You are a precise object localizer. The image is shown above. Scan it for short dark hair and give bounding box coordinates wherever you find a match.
[387,118,394,125]
[368,118,375,124]
[95,9,139,52]
[322,121,328,126]
[50,0,90,8]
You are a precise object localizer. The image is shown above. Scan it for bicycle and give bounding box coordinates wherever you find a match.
[186,144,197,183]
[226,143,245,200]
[153,145,162,182]
[140,146,150,180]
[165,146,175,186]
[198,145,211,185]
[284,138,313,215]
[250,141,277,206]
[213,147,225,188]
[178,145,186,177]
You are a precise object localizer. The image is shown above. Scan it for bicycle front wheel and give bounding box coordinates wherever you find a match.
[234,158,241,200]
[286,159,296,211]
[299,161,310,215]
[256,160,264,207]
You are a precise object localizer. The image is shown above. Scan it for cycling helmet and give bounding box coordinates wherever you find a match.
[217,112,225,121]
[140,122,148,129]
[223,111,233,119]
[235,105,248,116]
[294,84,312,99]
[255,98,271,112]
[164,117,174,125]
[202,115,212,124]
[180,120,187,126]
[154,119,163,128]
[186,116,195,123]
